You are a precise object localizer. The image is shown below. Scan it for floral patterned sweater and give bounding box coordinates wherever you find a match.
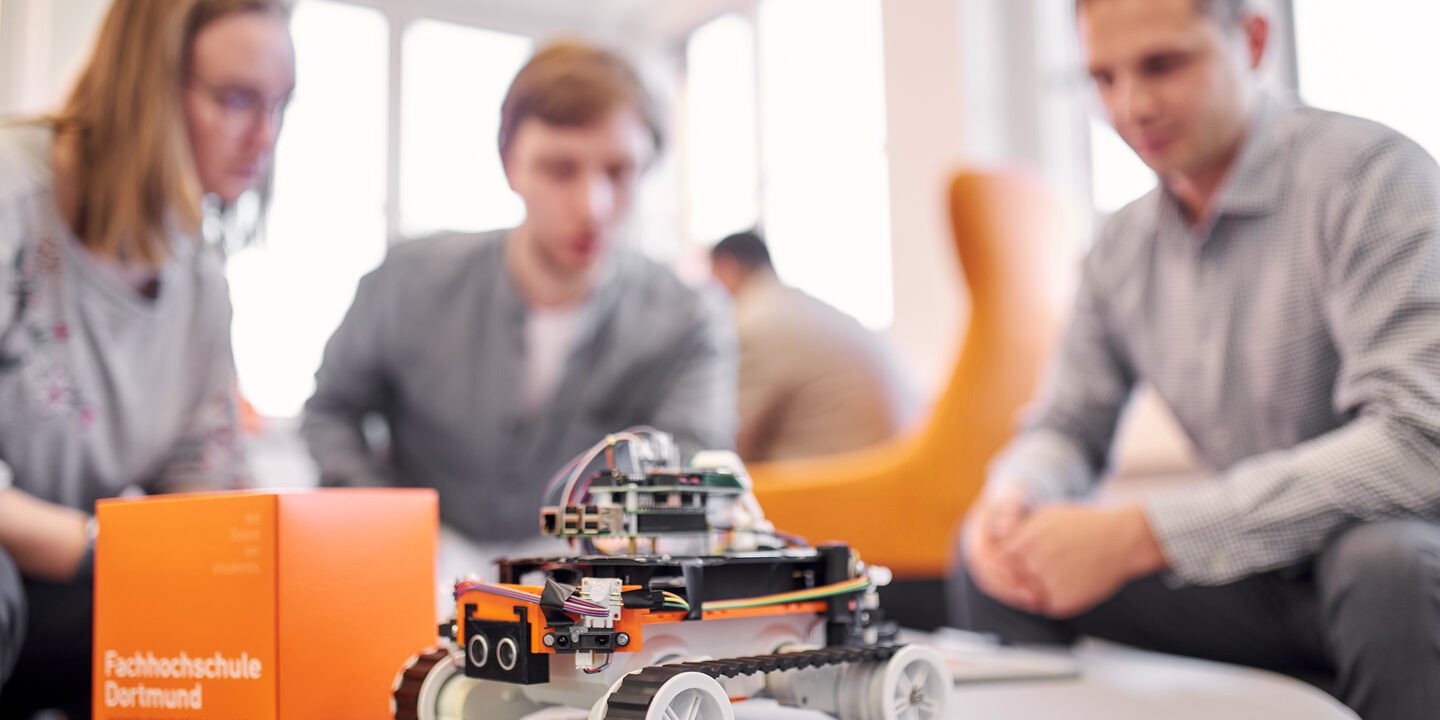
[0,125,245,512]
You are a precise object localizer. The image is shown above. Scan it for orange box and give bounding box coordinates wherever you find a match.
[93,489,437,719]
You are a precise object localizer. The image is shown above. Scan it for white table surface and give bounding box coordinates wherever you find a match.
[730,641,1358,720]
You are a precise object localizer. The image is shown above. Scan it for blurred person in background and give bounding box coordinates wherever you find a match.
[953,0,1440,717]
[303,40,736,604]
[710,230,917,462]
[0,0,294,715]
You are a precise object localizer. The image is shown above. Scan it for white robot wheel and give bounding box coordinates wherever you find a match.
[588,670,735,720]
[838,645,951,720]
[392,647,546,720]
[642,672,734,720]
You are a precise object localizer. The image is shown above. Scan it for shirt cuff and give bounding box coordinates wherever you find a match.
[988,428,1098,502]
[1143,481,1249,585]
[0,460,11,493]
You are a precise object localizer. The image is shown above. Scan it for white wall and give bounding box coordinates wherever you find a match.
[0,0,108,117]
[879,0,968,396]
[880,0,1093,397]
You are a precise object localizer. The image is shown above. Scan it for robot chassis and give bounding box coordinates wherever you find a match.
[392,430,951,720]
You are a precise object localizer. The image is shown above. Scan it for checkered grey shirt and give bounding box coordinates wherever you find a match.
[992,94,1440,585]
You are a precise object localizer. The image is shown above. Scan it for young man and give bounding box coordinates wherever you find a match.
[952,1,1440,717]
[710,231,916,462]
[303,41,736,559]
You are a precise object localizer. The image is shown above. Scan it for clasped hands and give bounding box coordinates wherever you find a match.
[962,486,1168,618]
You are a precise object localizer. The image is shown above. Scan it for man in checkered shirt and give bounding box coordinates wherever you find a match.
[951,1,1440,717]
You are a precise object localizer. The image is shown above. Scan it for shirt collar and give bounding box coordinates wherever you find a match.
[1212,91,1292,217]
[1160,90,1292,222]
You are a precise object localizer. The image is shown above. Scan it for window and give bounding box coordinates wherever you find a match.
[400,21,532,238]
[1295,1,1440,160]
[1088,119,1156,214]
[228,0,388,417]
[684,13,761,246]
[757,0,893,330]
[230,5,537,418]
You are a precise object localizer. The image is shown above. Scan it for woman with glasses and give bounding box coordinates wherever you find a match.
[0,1,294,715]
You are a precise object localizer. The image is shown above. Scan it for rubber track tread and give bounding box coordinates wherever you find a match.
[603,645,902,719]
[392,647,451,720]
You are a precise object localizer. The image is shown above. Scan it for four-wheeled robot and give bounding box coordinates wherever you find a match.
[392,429,950,720]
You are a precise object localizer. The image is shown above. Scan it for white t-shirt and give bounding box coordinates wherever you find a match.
[521,304,585,417]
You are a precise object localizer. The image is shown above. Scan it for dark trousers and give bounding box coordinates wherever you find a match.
[0,550,22,692]
[0,554,91,720]
[949,520,1440,720]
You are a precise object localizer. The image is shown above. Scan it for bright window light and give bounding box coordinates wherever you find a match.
[757,0,893,330]
[400,20,532,238]
[685,13,760,245]
[1295,1,1440,160]
[228,0,388,417]
[1089,117,1156,214]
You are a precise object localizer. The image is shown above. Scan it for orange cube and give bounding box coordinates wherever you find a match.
[93,489,437,719]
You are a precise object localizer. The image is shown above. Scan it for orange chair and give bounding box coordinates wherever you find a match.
[749,169,1071,621]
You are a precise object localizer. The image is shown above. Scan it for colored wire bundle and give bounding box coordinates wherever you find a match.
[543,427,667,508]
[452,579,612,618]
[454,575,868,621]
[701,576,871,612]
[660,591,691,612]
[541,456,584,506]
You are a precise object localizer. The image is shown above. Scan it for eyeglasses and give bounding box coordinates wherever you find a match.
[186,76,292,139]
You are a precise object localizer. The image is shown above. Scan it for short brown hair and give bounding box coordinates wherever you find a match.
[1076,0,1251,28]
[54,0,290,266]
[498,39,663,160]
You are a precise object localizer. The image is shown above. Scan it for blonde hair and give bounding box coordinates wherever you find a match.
[498,39,663,161]
[53,0,290,266]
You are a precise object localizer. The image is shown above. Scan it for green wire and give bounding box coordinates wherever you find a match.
[650,578,869,614]
[702,577,870,612]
